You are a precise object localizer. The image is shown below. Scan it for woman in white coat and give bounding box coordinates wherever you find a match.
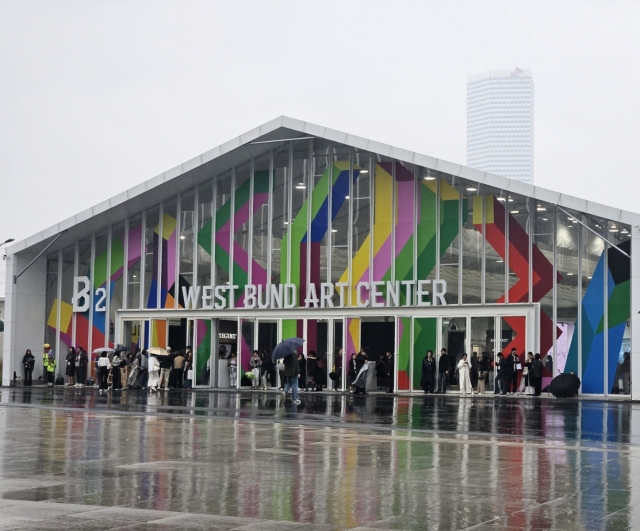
[457,353,472,395]
[147,353,160,392]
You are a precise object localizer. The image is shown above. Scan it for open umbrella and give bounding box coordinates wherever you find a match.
[147,347,170,356]
[549,373,581,398]
[114,345,128,353]
[271,338,304,360]
[92,347,115,355]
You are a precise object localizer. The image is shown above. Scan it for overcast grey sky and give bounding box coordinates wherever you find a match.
[1,1,639,243]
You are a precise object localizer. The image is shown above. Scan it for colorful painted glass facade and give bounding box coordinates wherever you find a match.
[44,138,632,394]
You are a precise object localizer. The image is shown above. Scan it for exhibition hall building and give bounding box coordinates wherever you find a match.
[2,117,638,398]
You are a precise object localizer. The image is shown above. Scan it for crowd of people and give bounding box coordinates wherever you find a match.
[26,343,550,398]
[419,348,546,396]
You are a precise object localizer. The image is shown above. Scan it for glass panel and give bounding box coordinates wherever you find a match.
[60,246,75,352]
[331,146,351,288]
[150,319,167,348]
[258,320,278,388]
[109,222,125,347]
[501,316,526,393]
[483,188,507,303]
[532,202,555,363]
[439,174,461,304]
[252,154,271,288]
[122,320,142,352]
[91,230,108,351]
[179,189,195,306]
[217,319,238,388]
[162,198,178,309]
[332,319,344,390]
[127,215,142,309]
[351,152,372,306]
[307,319,329,391]
[239,319,254,386]
[558,209,580,386]
[397,317,411,391]
[370,156,392,304]
[416,169,438,289]
[272,148,288,284]
[312,140,331,286]
[413,317,437,391]
[393,162,414,304]
[215,170,232,293]
[195,319,212,387]
[196,181,213,288]
[441,317,466,389]
[470,316,495,393]
[45,254,58,374]
[344,317,360,387]
[508,194,530,303]
[233,164,251,307]
[290,142,308,304]
[76,238,92,357]
[462,183,482,304]
[144,206,159,309]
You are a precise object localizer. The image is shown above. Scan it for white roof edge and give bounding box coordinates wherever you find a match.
[7,115,640,255]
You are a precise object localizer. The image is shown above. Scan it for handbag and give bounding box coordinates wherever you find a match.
[187,369,194,380]
[522,367,529,375]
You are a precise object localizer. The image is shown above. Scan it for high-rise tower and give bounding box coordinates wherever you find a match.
[467,68,534,184]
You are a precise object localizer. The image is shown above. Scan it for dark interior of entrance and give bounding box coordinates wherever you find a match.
[169,319,187,351]
[361,321,394,362]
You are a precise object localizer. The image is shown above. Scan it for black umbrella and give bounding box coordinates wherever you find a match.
[549,373,581,398]
[115,345,128,353]
[272,338,304,360]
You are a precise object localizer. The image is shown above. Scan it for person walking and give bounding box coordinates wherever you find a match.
[522,352,534,395]
[283,353,301,404]
[249,351,261,389]
[22,349,35,386]
[79,347,89,386]
[353,348,369,395]
[437,348,451,394]
[421,350,436,394]
[147,353,160,392]
[111,351,123,391]
[127,352,140,388]
[307,351,321,391]
[457,353,472,394]
[532,353,544,396]
[97,352,111,394]
[139,349,148,389]
[297,352,307,391]
[159,353,172,391]
[173,350,185,389]
[505,348,518,395]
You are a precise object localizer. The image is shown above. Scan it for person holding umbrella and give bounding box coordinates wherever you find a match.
[272,338,304,405]
[147,352,160,392]
[97,351,111,394]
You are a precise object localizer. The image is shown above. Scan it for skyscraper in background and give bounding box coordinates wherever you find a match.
[467,68,534,184]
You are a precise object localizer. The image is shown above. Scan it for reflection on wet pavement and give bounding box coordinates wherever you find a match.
[0,387,638,530]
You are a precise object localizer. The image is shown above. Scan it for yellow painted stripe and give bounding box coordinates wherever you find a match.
[485,194,494,224]
[473,195,483,225]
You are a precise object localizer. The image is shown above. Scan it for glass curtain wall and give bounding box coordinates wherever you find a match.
[331,146,351,291]
[109,222,126,346]
[272,147,288,285]
[252,154,271,283]
[483,186,507,304]
[196,182,213,289]
[162,198,178,310]
[91,230,108,351]
[462,182,482,304]
[127,214,143,310]
[215,170,232,298]
[45,255,59,371]
[179,189,196,307]
[233,164,251,308]
[76,238,92,356]
[60,246,75,353]
[439,174,461,304]
[144,207,159,309]
[508,194,531,303]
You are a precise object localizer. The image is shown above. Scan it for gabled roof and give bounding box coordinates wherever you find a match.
[8,115,639,256]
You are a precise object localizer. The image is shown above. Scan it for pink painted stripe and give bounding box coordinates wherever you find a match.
[372,236,393,281]
[394,180,414,258]
[165,232,176,289]
[127,226,142,266]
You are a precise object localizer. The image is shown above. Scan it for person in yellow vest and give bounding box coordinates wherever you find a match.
[43,344,56,387]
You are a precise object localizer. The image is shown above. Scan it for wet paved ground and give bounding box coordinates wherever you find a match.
[0,388,639,530]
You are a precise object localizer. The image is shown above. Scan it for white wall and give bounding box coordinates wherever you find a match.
[2,252,47,386]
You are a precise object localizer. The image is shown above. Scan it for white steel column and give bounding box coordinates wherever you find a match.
[631,225,640,401]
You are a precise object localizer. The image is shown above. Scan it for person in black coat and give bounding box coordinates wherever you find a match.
[22,349,35,386]
[376,355,388,390]
[532,353,544,396]
[495,353,507,395]
[421,350,436,393]
[353,348,369,395]
[470,353,479,392]
[347,353,357,390]
[297,352,307,391]
[384,351,394,393]
[437,348,451,394]
[505,348,518,394]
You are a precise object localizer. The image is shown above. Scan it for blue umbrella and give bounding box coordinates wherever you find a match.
[272,338,304,360]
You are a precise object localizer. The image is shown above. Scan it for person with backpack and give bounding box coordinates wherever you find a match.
[22,349,35,386]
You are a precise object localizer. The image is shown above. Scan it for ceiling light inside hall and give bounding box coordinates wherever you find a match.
[497,197,506,202]
[359,169,369,174]
[610,228,619,232]
[537,206,546,211]
[508,198,514,202]
[180,235,185,240]
[331,229,337,233]
[466,187,477,192]
[542,218,549,221]
[424,176,435,181]
[345,196,350,199]
[295,184,306,189]
[496,259,503,263]
[511,210,519,214]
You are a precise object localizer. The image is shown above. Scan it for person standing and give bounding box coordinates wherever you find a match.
[147,353,160,392]
[522,352,534,395]
[470,353,479,394]
[307,351,321,391]
[183,349,193,389]
[421,350,436,394]
[532,353,544,396]
[43,344,55,386]
[297,352,307,391]
[347,353,357,390]
[173,350,185,389]
[97,352,111,394]
[139,349,148,389]
[384,351,394,393]
[110,352,123,391]
[228,353,238,388]
[159,353,172,391]
[477,353,490,394]
[282,353,301,404]
[376,354,388,391]
[127,352,140,388]
[457,353,472,394]
[437,348,450,394]
[65,347,76,386]
[495,353,506,395]
[45,351,56,387]
[22,349,35,386]
[333,349,343,391]
[249,351,261,389]
[505,348,518,395]
[353,348,369,395]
